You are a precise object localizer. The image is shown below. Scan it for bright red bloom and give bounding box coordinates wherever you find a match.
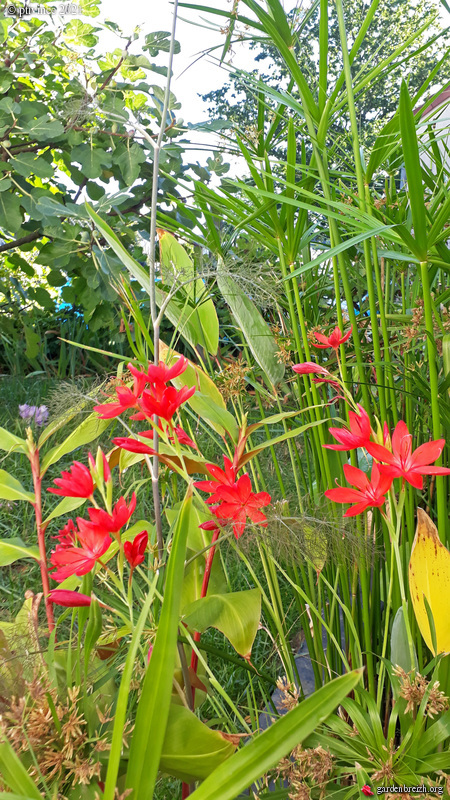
[48,461,94,498]
[52,519,78,547]
[194,455,237,495]
[312,325,353,351]
[113,425,196,455]
[50,519,111,582]
[292,362,331,376]
[112,436,156,455]
[124,530,148,569]
[209,473,271,539]
[324,404,372,451]
[325,463,392,517]
[312,376,341,392]
[87,493,137,533]
[361,787,374,797]
[133,384,195,422]
[94,386,140,420]
[48,589,92,607]
[128,358,188,385]
[366,420,450,490]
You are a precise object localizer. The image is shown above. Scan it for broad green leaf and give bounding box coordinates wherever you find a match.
[189,392,239,442]
[183,588,261,659]
[113,142,146,184]
[399,81,428,260]
[0,192,22,233]
[160,704,236,782]
[125,487,193,798]
[409,508,450,655]
[189,670,362,800]
[0,537,40,566]
[72,144,112,179]
[217,270,284,387]
[40,413,111,474]
[10,152,53,179]
[0,427,28,455]
[158,230,219,355]
[20,114,64,141]
[0,470,34,503]
[0,737,43,798]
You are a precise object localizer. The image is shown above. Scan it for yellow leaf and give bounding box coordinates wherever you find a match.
[408,508,450,655]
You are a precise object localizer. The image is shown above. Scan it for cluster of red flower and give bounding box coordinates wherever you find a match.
[292,325,450,517]
[194,455,272,540]
[94,358,196,454]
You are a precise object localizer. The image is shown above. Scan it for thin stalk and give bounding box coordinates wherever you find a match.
[420,261,446,532]
[146,0,179,561]
[30,448,54,633]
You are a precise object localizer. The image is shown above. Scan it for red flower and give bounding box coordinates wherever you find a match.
[366,420,450,490]
[113,425,196,455]
[50,519,112,582]
[194,455,237,495]
[52,519,78,547]
[48,589,92,607]
[48,461,94,498]
[361,787,374,797]
[325,463,392,517]
[128,358,188,385]
[94,386,140,420]
[292,362,331,375]
[87,493,137,533]
[312,325,353,351]
[124,530,148,569]
[210,473,271,539]
[324,404,372,451]
[112,436,156,455]
[133,384,195,422]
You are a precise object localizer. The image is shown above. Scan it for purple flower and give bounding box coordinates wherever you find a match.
[19,404,37,421]
[35,406,49,426]
[18,404,49,426]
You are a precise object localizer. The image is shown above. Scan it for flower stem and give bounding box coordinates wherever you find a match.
[190,529,220,695]
[30,449,54,633]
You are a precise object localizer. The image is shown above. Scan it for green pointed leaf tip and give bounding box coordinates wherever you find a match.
[160,705,236,782]
[183,588,261,658]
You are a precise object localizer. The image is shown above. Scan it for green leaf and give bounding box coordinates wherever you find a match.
[113,142,146,184]
[24,326,40,360]
[188,392,239,442]
[102,572,159,800]
[0,192,22,233]
[10,152,53,179]
[40,413,111,474]
[391,606,418,674]
[20,114,64,141]
[125,487,193,797]
[42,496,86,527]
[72,145,112,179]
[144,31,181,57]
[85,203,210,352]
[0,537,40,567]
[160,704,236,782]
[158,230,219,355]
[183,589,261,659]
[399,81,428,260]
[0,427,28,455]
[0,737,43,798]
[0,470,34,503]
[189,670,362,800]
[217,270,284,386]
